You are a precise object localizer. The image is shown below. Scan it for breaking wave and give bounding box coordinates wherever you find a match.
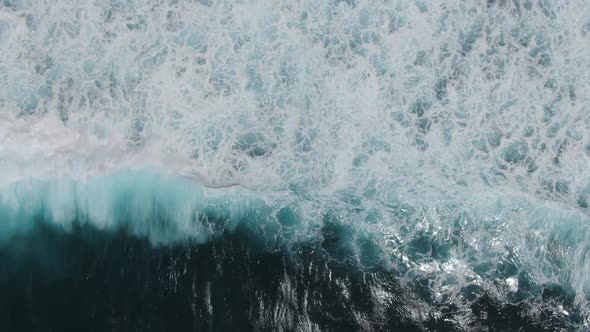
[1,0,590,330]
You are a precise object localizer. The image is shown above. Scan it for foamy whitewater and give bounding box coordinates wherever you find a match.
[1,0,590,330]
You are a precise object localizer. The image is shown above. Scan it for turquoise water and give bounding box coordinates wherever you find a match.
[1,0,590,330]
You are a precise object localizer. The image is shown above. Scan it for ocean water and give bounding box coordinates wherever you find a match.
[1,0,590,330]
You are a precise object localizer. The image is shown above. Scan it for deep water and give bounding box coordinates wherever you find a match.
[0,219,582,331]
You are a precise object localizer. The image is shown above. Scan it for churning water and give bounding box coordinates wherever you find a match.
[1,0,590,330]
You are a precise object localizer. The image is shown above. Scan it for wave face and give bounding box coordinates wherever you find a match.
[1,0,590,330]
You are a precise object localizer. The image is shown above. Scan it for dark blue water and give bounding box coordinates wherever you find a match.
[0,219,580,331]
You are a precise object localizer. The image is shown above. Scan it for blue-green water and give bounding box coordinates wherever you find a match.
[1,0,590,330]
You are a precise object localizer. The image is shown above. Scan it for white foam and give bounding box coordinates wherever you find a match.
[1,0,590,325]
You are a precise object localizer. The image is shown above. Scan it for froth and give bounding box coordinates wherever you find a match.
[1,0,590,327]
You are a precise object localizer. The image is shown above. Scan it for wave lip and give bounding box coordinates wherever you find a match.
[0,170,289,244]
